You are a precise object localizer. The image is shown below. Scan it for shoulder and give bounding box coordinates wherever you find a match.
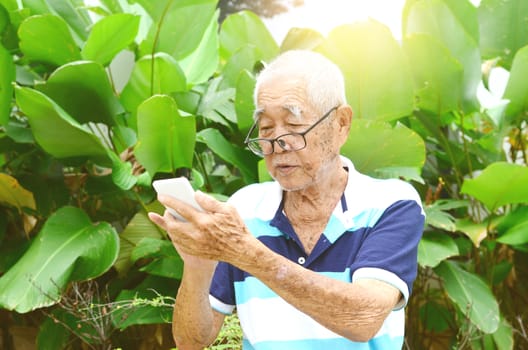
[342,156,423,211]
[227,181,282,220]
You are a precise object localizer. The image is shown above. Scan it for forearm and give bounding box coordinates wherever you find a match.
[172,266,221,349]
[235,243,400,342]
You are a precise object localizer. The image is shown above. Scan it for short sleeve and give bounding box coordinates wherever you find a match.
[209,261,236,315]
[350,199,424,308]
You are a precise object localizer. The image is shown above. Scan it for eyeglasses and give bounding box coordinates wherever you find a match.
[244,106,338,156]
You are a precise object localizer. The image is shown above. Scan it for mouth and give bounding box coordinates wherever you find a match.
[274,163,297,175]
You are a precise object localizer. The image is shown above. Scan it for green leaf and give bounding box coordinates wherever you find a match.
[0,4,9,33]
[235,70,256,135]
[491,315,514,350]
[114,208,164,276]
[23,0,91,43]
[18,14,81,66]
[461,162,528,212]
[107,151,137,190]
[497,220,528,246]
[197,128,258,185]
[503,45,528,124]
[403,33,463,115]
[37,312,72,350]
[0,206,119,312]
[138,0,217,60]
[197,77,236,126]
[342,120,425,178]
[479,0,528,69]
[280,27,325,52]
[38,61,124,125]
[455,218,489,247]
[0,173,36,212]
[321,19,414,121]
[120,53,187,129]
[132,238,183,279]
[0,42,14,126]
[81,13,139,66]
[418,232,459,268]
[177,9,219,86]
[219,10,279,62]
[405,0,481,112]
[15,86,111,164]
[134,94,195,176]
[424,199,468,232]
[435,261,500,333]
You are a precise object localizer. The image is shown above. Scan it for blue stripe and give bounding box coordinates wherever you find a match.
[243,334,404,349]
[324,214,348,243]
[234,270,351,305]
[245,218,283,238]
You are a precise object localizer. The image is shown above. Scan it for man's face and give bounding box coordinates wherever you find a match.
[255,78,342,191]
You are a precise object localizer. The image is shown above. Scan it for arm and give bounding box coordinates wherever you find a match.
[236,242,400,342]
[148,212,225,349]
[153,192,403,343]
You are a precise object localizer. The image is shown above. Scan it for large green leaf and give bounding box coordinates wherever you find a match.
[81,13,140,66]
[0,42,14,126]
[177,9,219,86]
[219,10,279,63]
[38,61,124,125]
[435,260,500,333]
[321,20,414,121]
[134,94,195,176]
[137,0,217,60]
[503,45,528,124]
[497,220,528,246]
[235,69,256,135]
[18,14,81,66]
[403,33,463,115]
[280,27,325,52]
[405,0,481,112]
[15,86,110,164]
[0,206,119,312]
[22,0,91,43]
[0,173,36,212]
[132,237,183,279]
[418,232,459,268]
[114,208,164,276]
[342,120,425,181]
[120,52,187,129]
[479,0,528,69]
[197,128,258,185]
[461,162,528,212]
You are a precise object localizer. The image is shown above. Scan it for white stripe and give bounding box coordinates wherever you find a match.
[237,297,340,343]
[374,308,406,338]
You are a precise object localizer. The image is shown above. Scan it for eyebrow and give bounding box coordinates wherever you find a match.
[253,105,303,121]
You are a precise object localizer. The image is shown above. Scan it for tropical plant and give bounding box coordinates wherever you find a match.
[0,0,526,349]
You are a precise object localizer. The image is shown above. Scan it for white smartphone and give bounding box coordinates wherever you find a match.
[152,177,203,220]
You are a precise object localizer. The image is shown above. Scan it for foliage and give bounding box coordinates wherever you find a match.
[0,0,527,349]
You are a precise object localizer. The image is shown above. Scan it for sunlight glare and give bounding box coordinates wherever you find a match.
[262,0,406,44]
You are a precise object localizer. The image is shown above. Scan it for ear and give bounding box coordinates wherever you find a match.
[335,105,352,145]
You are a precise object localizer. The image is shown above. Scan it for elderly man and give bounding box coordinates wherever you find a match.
[149,50,425,349]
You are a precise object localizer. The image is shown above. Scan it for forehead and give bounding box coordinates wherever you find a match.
[255,77,312,117]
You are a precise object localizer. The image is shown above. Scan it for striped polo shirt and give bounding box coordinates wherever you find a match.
[210,156,425,349]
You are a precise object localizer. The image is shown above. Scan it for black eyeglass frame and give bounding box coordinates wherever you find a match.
[244,106,339,156]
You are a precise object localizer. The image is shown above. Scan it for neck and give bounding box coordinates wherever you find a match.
[283,162,348,222]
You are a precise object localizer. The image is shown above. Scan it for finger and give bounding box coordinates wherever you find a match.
[194,191,229,214]
[158,194,201,221]
[148,212,167,230]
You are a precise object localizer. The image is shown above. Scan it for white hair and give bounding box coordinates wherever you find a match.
[254,50,347,114]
